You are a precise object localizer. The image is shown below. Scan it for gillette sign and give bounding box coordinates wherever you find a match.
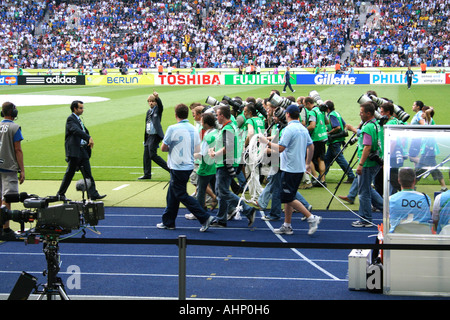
[297,74,370,85]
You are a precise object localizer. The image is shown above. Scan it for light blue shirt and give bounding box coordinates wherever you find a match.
[410,111,422,125]
[163,119,200,170]
[278,120,313,173]
[432,191,450,233]
[389,190,431,232]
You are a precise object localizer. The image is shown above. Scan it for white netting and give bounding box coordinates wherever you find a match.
[234,134,268,219]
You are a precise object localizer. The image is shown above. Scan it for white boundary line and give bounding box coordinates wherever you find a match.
[259,210,341,281]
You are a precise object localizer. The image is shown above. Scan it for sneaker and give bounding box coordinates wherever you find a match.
[307,215,322,235]
[312,180,327,188]
[261,215,280,221]
[247,208,257,227]
[338,195,354,204]
[200,216,214,232]
[351,220,373,228]
[210,219,227,228]
[441,187,448,192]
[274,224,293,235]
[185,213,197,220]
[227,209,238,221]
[156,223,175,230]
[299,183,312,189]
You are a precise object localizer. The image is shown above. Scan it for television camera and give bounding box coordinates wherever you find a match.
[0,192,104,236]
[2,191,104,300]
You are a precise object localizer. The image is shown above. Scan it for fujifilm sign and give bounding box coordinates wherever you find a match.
[297,74,370,85]
[225,74,285,85]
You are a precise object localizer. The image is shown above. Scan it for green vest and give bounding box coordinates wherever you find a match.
[215,121,239,168]
[326,110,345,144]
[197,129,217,176]
[309,107,328,142]
[358,119,382,167]
[379,116,401,155]
[245,116,265,135]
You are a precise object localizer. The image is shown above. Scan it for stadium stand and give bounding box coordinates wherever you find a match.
[0,0,449,72]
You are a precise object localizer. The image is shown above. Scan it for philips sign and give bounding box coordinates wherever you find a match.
[371,73,419,85]
[297,74,370,85]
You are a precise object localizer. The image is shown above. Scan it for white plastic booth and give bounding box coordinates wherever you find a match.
[383,125,450,296]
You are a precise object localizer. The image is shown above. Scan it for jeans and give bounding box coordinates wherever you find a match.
[324,142,355,180]
[162,169,210,227]
[215,167,254,223]
[357,165,383,223]
[196,174,215,209]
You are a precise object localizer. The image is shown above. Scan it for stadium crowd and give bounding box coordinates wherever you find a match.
[1,0,448,72]
[348,0,450,68]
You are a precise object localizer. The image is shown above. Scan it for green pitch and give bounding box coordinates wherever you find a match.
[1,83,449,210]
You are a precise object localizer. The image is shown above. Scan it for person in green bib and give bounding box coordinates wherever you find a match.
[194,112,218,211]
[375,102,403,196]
[242,103,266,203]
[209,106,256,228]
[305,97,329,186]
[243,103,265,146]
[323,100,356,184]
[352,101,384,228]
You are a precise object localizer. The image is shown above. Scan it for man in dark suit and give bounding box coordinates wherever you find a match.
[139,91,169,180]
[56,100,106,200]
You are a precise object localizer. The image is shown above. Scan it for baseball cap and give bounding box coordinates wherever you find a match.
[285,104,300,114]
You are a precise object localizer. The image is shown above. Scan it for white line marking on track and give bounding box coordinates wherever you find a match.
[259,210,341,281]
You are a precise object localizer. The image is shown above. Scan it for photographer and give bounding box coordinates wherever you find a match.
[352,101,383,228]
[208,105,256,228]
[323,100,355,184]
[376,102,403,195]
[305,97,328,187]
[0,102,24,241]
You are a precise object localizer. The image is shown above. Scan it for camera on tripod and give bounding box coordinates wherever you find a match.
[0,192,104,236]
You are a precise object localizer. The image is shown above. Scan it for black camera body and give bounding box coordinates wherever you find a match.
[328,129,349,142]
[368,151,384,166]
[0,193,105,236]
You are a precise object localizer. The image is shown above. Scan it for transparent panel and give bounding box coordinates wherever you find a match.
[383,125,450,296]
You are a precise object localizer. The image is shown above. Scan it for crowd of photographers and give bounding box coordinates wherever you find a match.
[170,86,450,233]
[1,0,449,71]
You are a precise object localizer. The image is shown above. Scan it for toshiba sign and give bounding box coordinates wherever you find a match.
[156,74,223,85]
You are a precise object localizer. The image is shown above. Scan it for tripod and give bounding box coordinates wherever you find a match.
[35,234,70,300]
[326,146,358,210]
